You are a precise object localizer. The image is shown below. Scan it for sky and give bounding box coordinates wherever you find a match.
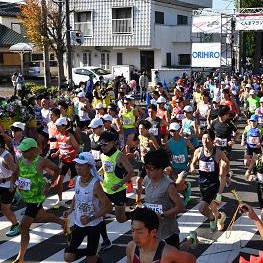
[213,0,235,10]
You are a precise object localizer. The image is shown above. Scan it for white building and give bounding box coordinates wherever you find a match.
[70,0,212,73]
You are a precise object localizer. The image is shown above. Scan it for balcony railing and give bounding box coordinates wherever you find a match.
[74,22,92,37]
[112,18,132,34]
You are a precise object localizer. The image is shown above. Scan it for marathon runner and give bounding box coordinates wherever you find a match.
[126,208,196,263]
[190,129,229,232]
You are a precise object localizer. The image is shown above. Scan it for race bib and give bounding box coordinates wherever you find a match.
[247,136,260,145]
[123,118,132,125]
[16,177,31,191]
[103,161,114,172]
[60,149,70,156]
[215,137,227,147]
[257,172,263,183]
[259,117,263,125]
[77,201,94,215]
[199,160,215,172]
[172,154,185,164]
[200,120,207,128]
[149,128,158,136]
[91,150,101,160]
[249,105,257,112]
[144,203,163,214]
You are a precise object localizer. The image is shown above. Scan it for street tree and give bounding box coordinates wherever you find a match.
[20,0,66,87]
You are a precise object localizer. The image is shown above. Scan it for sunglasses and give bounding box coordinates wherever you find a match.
[99,142,111,147]
[145,165,157,171]
[11,127,22,132]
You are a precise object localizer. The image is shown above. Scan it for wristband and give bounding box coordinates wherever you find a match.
[216,193,222,202]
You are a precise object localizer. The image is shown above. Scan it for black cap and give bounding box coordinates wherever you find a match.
[99,131,116,144]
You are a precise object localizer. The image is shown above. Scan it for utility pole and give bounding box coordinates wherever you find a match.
[41,0,51,88]
[65,0,73,89]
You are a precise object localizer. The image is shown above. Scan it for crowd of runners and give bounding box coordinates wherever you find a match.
[2,72,263,263]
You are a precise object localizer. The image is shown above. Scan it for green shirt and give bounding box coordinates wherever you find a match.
[246,96,260,113]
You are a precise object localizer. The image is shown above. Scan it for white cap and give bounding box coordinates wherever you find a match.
[157,96,167,104]
[260,97,263,103]
[169,122,180,131]
[88,118,103,128]
[102,114,113,122]
[77,92,85,98]
[126,94,135,100]
[74,152,96,166]
[183,105,193,113]
[249,89,256,95]
[55,117,68,126]
[11,122,25,131]
[246,84,252,88]
[96,103,104,109]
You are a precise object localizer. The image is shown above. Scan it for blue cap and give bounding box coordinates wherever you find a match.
[250,114,258,122]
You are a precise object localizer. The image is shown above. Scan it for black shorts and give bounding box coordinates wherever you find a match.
[24,203,43,218]
[165,233,180,249]
[106,189,126,206]
[65,222,101,256]
[217,146,231,160]
[200,183,220,205]
[0,187,15,204]
[245,147,261,156]
[60,162,78,178]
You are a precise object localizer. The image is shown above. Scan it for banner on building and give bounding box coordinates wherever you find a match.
[191,43,221,68]
[236,14,263,31]
[192,15,222,33]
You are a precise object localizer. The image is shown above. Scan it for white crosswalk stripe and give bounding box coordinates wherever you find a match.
[0,188,261,263]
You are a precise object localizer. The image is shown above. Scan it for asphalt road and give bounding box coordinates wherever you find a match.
[0,121,262,263]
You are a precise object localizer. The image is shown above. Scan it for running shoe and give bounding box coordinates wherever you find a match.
[184,182,191,206]
[67,179,75,188]
[6,223,20,237]
[99,239,112,254]
[217,212,226,231]
[187,231,199,249]
[53,200,68,209]
[210,215,218,233]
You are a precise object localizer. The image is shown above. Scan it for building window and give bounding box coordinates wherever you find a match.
[155,11,164,24]
[74,11,92,37]
[101,52,110,70]
[166,53,171,67]
[117,53,123,65]
[178,54,191,65]
[32,53,43,61]
[83,52,91,67]
[177,15,188,25]
[112,7,133,34]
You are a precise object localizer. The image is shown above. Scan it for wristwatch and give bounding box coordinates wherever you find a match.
[160,213,165,219]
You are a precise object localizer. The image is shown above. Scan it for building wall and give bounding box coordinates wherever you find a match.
[71,0,151,47]
[0,16,21,34]
[178,0,212,8]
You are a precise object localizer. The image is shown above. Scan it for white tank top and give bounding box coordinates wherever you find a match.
[199,103,210,118]
[74,176,103,227]
[0,150,13,188]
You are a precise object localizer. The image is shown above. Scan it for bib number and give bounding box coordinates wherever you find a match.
[103,161,114,172]
[257,173,263,183]
[149,128,158,136]
[247,136,260,145]
[123,118,132,125]
[78,201,94,215]
[16,177,31,191]
[215,138,227,147]
[144,203,163,214]
[200,120,207,128]
[199,160,215,172]
[249,105,257,112]
[172,154,185,164]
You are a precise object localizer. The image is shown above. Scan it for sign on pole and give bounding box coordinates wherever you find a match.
[236,14,263,31]
[191,43,221,68]
[192,15,222,33]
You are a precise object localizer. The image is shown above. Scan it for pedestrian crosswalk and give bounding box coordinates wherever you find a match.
[0,179,263,263]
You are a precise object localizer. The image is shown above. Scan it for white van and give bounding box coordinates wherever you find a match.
[28,60,59,78]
